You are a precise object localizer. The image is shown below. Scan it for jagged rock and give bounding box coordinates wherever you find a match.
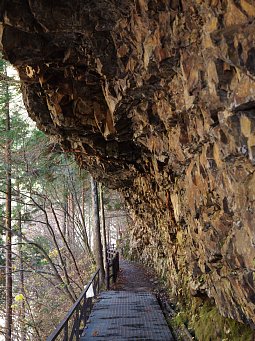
[1,0,255,328]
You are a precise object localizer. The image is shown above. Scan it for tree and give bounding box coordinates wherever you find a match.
[99,183,108,287]
[16,181,26,341]
[0,58,13,341]
[90,177,105,283]
[0,59,129,340]
[0,69,94,338]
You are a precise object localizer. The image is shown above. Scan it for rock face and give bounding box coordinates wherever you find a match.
[2,0,255,328]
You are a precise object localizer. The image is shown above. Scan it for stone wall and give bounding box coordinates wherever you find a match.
[1,0,255,327]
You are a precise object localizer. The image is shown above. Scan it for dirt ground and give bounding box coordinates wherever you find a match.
[111,259,170,304]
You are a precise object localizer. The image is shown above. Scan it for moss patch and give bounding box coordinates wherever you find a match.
[165,271,255,341]
[171,311,189,328]
[189,301,254,341]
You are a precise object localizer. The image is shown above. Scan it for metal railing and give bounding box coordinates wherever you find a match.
[47,247,119,341]
[107,246,119,289]
[47,270,100,341]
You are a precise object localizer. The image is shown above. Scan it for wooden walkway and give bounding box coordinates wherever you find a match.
[80,291,173,340]
[80,260,173,340]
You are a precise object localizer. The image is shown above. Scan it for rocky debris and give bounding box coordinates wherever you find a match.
[2,0,255,329]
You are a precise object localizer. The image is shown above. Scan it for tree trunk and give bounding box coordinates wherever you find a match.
[98,183,109,288]
[70,177,91,255]
[107,220,111,246]
[67,193,75,246]
[4,61,12,341]
[62,191,68,238]
[90,177,105,282]
[88,195,92,248]
[17,183,26,341]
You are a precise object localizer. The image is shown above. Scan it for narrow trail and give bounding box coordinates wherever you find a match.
[112,259,160,292]
[81,258,174,340]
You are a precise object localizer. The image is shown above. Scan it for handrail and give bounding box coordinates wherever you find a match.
[47,246,119,341]
[47,270,100,341]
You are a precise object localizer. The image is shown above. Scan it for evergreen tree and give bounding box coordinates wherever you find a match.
[0,58,13,341]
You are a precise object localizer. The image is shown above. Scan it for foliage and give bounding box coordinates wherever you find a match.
[0,58,94,340]
[21,236,51,266]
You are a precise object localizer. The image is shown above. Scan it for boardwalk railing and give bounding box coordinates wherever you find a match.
[107,245,119,289]
[47,246,119,341]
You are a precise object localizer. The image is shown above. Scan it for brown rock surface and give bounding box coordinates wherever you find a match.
[2,0,255,328]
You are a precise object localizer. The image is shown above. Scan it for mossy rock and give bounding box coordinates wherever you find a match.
[192,302,254,341]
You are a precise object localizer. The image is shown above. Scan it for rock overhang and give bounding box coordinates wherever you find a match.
[2,0,255,329]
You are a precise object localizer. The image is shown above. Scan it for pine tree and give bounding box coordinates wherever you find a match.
[0,58,12,341]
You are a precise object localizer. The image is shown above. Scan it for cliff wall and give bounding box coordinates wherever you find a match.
[1,0,255,329]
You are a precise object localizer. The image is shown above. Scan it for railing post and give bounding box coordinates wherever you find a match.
[75,307,80,340]
[106,261,110,290]
[81,295,87,330]
[116,252,119,272]
[113,256,117,283]
[97,271,100,294]
[64,323,68,341]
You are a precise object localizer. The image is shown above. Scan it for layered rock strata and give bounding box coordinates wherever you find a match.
[1,0,255,327]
